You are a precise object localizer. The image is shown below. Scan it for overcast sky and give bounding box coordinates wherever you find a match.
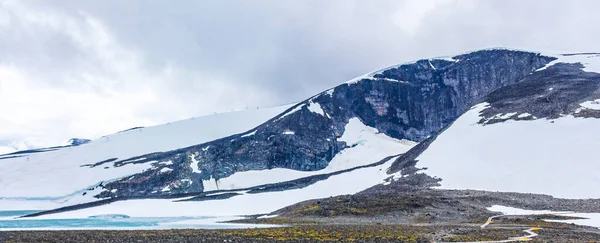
[1,0,599,152]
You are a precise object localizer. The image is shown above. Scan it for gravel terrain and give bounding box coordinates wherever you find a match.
[2,224,599,242]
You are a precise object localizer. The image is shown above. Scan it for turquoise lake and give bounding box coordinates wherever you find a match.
[0,211,267,230]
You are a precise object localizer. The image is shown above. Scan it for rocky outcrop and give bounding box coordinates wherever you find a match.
[479,62,600,124]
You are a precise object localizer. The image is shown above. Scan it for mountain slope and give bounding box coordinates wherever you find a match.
[0,105,291,201]
[402,54,600,199]
[6,48,600,219]
[90,49,551,201]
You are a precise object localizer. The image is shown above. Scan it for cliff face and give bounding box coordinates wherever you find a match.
[96,49,554,199]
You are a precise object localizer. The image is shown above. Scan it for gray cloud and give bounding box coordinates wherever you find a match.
[1,0,599,149]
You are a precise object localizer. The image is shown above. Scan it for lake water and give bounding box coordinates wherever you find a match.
[0,211,274,230]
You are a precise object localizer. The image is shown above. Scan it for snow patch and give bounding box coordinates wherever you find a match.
[344,61,416,85]
[517,113,532,118]
[307,102,328,117]
[488,205,568,215]
[159,168,173,173]
[282,130,295,135]
[202,178,220,191]
[491,112,517,120]
[257,214,279,219]
[580,99,600,110]
[160,160,173,165]
[428,60,436,70]
[241,130,257,138]
[324,89,335,96]
[537,53,600,73]
[189,154,201,174]
[416,102,600,199]
[276,104,304,120]
[432,56,459,63]
[488,205,600,229]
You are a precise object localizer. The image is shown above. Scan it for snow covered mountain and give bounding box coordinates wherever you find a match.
[2,48,600,219]
[393,53,600,199]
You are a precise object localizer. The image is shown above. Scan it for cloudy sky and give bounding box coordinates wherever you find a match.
[0,0,598,152]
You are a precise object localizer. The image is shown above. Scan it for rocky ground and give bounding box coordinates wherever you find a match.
[254,188,600,225]
[1,223,599,242]
[3,189,600,242]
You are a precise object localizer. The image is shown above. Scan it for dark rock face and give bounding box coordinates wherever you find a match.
[95,49,554,199]
[194,107,343,180]
[348,50,555,141]
[95,158,203,199]
[68,138,91,146]
[479,62,600,124]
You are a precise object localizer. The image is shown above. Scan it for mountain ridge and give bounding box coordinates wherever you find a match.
[3,48,600,219]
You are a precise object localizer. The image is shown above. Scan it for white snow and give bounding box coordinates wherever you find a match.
[204,168,308,191]
[488,205,600,228]
[416,103,600,199]
[517,113,532,118]
[483,111,518,122]
[161,186,170,192]
[160,168,173,173]
[0,104,292,208]
[537,53,600,73]
[195,118,415,192]
[241,130,257,138]
[381,77,406,83]
[282,130,295,135]
[160,160,173,165]
[34,156,401,219]
[428,60,436,70]
[276,105,304,120]
[327,118,416,171]
[496,112,517,119]
[383,169,409,186]
[189,154,202,174]
[0,146,17,155]
[488,205,569,215]
[257,214,279,219]
[307,102,327,117]
[432,56,459,62]
[202,178,220,191]
[324,88,335,96]
[344,61,416,85]
[547,213,600,228]
[580,99,600,110]
[341,50,483,86]
[339,118,381,145]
